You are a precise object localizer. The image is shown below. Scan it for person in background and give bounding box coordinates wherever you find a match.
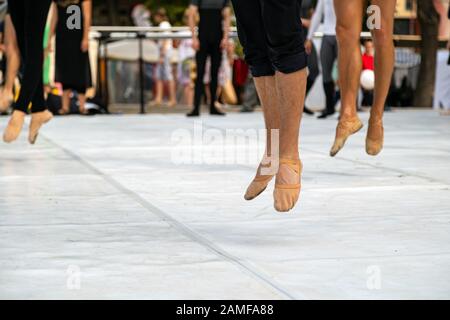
[131,3,154,99]
[361,39,375,107]
[301,0,319,115]
[48,0,92,115]
[330,0,396,157]
[131,3,152,27]
[239,74,260,113]
[0,12,20,113]
[305,0,338,119]
[187,0,231,117]
[203,38,235,110]
[176,9,196,106]
[151,8,176,108]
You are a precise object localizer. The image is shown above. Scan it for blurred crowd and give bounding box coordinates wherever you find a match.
[0,0,449,117]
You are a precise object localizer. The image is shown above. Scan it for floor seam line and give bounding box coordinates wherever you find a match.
[40,135,301,300]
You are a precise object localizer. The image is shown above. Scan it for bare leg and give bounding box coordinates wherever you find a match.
[273,69,307,212]
[334,0,364,118]
[183,84,194,106]
[0,15,20,111]
[61,90,71,114]
[330,0,365,157]
[78,93,87,114]
[151,80,163,105]
[167,80,177,107]
[366,0,396,155]
[244,75,281,201]
[204,84,211,106]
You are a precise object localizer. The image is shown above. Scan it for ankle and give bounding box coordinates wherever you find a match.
[340,112,358,121]
[369,114,383,124]
[279,152,299,161]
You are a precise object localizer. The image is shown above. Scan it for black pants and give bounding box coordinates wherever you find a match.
[194,38,222,111]
[8,0,51,113]
[231,0,307,77]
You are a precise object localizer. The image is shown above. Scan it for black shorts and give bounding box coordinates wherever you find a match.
[231,0,307,77]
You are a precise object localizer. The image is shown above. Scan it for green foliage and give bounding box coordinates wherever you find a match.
[144,0,191,26]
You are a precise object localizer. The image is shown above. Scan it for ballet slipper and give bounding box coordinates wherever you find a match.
[0,89,14,112]
[28,110,53,145]
[273,158,302,213]
[244,161,278,201]
[366,118,384,156]
[329,116,363,157]
[3,110,26,143]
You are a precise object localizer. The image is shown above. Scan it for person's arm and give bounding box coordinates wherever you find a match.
[301,18,311,29]
[221,6,231,49]
[306,0,323,40]
[46,3,58,56]
[188,4,199,51]
[81,0,92,52]
[305,0,323,54]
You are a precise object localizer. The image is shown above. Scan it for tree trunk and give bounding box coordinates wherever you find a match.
[414,0,440,108]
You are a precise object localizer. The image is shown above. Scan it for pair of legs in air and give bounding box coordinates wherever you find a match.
[331,0,395,156]
[3,0,53,144]
[0,14,20,112]
[232,0,308,212]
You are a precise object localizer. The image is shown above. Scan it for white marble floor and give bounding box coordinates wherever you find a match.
[0,110,449,299]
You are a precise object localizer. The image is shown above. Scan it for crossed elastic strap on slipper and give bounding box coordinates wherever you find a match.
[274,158,302,213]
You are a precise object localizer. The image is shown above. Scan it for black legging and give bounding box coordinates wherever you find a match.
[8,0,51,114]
[193,39,222,112]
[193,7,223,113]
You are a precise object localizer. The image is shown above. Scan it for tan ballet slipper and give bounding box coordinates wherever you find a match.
[3,110,26,143]
[244,161,277,201]
[273,158,302,213]
[366,118,384,156]
[28,110,53,145]
[329,116,363,157]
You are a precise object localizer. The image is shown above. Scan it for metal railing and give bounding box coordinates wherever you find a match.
[90,26,448,114]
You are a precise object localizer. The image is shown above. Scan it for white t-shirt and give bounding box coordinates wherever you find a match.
[159,21,173,51]
[307,0,337,39]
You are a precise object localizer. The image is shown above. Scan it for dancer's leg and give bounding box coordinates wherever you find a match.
[366,0,396,155]
[262,0,308,212]
[329,0,364,156]
[0,15,20,111]
[232,0,279,200]
[29,75,52,144]
[244,75,281,200]
[334,0,364,119]
[3,0,26,143]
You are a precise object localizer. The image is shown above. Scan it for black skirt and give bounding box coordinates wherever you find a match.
[54,0,92,93]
